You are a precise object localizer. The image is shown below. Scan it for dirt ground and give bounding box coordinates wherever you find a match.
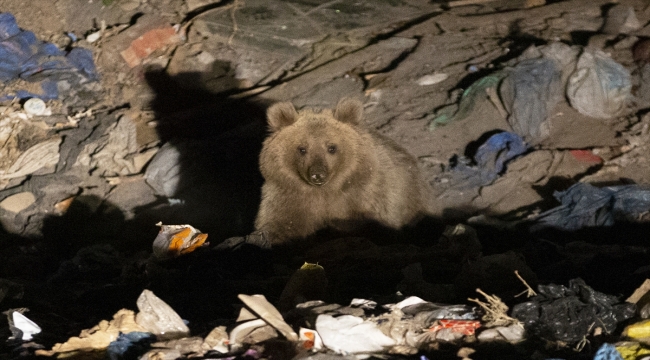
[1,0,650,359]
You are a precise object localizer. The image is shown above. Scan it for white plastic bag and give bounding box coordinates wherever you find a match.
[567,49,631,119]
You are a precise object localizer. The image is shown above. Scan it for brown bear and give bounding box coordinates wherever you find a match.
[255,98,431,245]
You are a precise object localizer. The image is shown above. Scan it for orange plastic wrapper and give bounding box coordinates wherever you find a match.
[428,319,481,336]
[152,222,208,259]
[299,328,322,351]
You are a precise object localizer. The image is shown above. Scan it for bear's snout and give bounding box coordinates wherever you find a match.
[307,164,328,186]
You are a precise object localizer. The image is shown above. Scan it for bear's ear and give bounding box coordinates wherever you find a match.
[266,102,298,131]
[334,98,363,125]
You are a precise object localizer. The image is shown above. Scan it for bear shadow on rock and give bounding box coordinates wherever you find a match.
[138,68,271,244]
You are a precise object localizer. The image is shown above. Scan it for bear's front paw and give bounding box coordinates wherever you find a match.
[214,230,272,251]
[244,230,272,249]
[214,235,247,251]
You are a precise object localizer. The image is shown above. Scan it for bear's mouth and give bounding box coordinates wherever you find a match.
[306,173,328,186]
[308,177,326,186]
[306,166,328,186]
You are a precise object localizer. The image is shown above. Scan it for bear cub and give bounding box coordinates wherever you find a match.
[255,98,431,245]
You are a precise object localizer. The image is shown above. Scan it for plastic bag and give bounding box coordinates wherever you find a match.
[567,49,631,119]
[511,278,635,343]
[451,131,528,188]
[0,13,97,100]
[531,183,650,231]
[500,58,562,143]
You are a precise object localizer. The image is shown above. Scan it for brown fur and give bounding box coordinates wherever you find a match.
[255,98,431,244]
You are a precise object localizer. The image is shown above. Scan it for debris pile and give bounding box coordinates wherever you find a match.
[0,0,650,359]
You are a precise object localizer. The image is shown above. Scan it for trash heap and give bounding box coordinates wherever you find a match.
[435,41,634,189]
[1,1,650,360]
[8,261,650,360]
[3,220,650,359]
[421,2,650,219]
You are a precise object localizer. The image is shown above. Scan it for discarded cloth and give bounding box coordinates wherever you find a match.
[594,343,624,360]
[106,332,156,360]
[530,183,650,231]
[500,58,562,144]
[451,131,528,188]
[0,12,98,100]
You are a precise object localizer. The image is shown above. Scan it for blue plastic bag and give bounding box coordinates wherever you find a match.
[531,183,650,231]
[0,12,98,100]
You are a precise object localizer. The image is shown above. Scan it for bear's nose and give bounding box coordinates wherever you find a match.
[310,173,326,184]
[308,165,328,186]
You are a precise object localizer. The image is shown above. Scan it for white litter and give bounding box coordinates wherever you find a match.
[315,315,396,354]
[12,312,41,341]
[416,73,448,86]
[23,98,50,116]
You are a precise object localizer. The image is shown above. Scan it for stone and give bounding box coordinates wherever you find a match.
[0,192,36,213]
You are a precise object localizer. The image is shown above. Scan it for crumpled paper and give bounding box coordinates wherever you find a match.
[76,115,157,176]
[316,314,396,354]
[36,309,147,356]
[0,138,61,179]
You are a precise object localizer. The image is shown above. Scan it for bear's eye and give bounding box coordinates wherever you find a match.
[298,146,307,155]
[328,145,337,154]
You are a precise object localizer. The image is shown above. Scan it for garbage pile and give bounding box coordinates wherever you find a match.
[423,2,650,219]
[429,34,650,230]
[435,41,633,189]
[8,260,650,360]
[3,220,650,360]
[0,13,98,102]
[1,1,650,360]
[0,13,152,228]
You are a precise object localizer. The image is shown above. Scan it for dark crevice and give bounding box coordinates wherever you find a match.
[370,11,442,42]
[128,12,145,26]
[570,30,598,47]
[463,129,508,161]
[572,162,605,181]
[181,0,235,24]
[358,35,423,90]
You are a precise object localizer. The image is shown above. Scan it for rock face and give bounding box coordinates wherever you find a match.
[255,98,432,244]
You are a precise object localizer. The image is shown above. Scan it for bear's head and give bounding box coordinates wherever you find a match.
[260,98,366,188]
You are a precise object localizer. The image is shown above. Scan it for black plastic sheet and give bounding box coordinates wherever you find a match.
[511,278,635,343]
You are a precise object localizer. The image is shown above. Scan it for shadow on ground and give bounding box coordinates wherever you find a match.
[133,67,271,245]
[0,63,276,345]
